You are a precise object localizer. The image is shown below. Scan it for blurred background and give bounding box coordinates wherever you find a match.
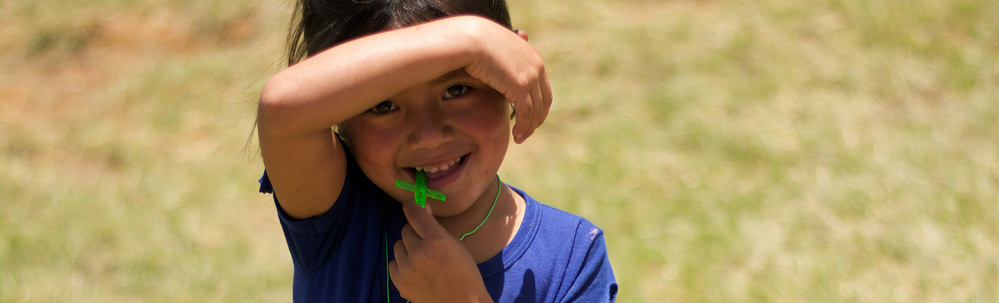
[2,0,997,301]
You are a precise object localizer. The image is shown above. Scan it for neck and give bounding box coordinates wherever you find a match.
[436,180,525,263]
[436,177,504,237]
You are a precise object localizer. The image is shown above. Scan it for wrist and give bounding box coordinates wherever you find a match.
[434,15,497,69]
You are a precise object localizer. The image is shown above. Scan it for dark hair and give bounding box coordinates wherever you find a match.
[286,0,512,66]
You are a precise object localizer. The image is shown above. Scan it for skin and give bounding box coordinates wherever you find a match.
[257,15,552,302]
[343,69,510,217]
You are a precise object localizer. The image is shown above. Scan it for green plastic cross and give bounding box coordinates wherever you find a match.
[395,170,446,208]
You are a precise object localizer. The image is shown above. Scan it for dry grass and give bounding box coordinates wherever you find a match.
[2,0,997,302]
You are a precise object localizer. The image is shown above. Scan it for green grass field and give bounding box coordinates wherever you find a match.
[2,0,997,301]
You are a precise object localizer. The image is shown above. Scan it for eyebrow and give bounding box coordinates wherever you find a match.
[431,69,472,85]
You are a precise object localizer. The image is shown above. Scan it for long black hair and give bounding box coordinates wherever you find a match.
[286,0,512,66]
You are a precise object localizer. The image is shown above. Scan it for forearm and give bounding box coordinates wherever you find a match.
[258,15,494,135]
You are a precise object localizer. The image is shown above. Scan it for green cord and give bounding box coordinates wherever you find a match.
[460,175,501,241]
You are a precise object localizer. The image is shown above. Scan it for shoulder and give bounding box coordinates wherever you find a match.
[516,187,604,237]
[502,186,618,302]
[510,186,608,255]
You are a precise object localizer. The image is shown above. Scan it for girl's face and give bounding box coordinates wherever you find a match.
[341,70,511,217]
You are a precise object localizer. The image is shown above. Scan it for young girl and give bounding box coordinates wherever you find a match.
[256,0,617,301]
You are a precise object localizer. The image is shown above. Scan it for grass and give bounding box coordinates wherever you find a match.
[2,0,997,302]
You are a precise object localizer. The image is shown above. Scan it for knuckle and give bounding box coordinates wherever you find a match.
[410,250,435,268]
[533,62,545,73]
[393,242,406,257]
[410,239,452,268]
[514,74,532,88]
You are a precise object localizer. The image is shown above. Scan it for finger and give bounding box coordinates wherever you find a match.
[400,197,441,239]
[388,259,400,280]
[512,93,534,143]
[400,224,420,253]
[523,83,545,140]
[532,81,544,126]
[526,70,554,142]
[401,224,418,241]
[390,240,409,284]
[393,239,409,267]
[387,257,413,298]
[539,70,553,122]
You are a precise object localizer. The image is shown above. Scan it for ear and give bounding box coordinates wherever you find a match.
[514,29,529,42]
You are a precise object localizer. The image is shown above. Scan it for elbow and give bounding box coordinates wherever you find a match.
[257,75,303,137]
[258,74,295,117]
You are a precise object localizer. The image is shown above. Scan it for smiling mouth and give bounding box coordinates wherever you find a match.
[407,155,468,177]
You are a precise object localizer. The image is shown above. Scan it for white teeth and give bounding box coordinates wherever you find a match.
[415,158,460,174]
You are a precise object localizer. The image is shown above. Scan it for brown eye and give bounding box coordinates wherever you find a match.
[443,85,470,99]
[368,101,398,114]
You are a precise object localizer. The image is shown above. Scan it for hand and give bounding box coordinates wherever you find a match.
[461,17,553,144]
[388,200,493,302]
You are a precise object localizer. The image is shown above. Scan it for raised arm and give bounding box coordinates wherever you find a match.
[257,15,550,219]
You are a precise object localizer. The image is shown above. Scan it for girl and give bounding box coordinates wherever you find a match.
[257,0,617,301]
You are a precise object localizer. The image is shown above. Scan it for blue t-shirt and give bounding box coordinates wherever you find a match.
[259,153,618,302]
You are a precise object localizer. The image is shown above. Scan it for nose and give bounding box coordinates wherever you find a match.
[407,104,453,150]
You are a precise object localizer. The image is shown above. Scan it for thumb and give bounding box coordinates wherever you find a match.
[401,198,440,238]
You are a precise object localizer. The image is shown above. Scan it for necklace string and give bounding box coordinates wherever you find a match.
[459,175,501,241]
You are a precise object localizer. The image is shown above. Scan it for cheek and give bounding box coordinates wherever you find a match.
[457,98,511,140]
[341,121,400,174]
[457,99,511,173]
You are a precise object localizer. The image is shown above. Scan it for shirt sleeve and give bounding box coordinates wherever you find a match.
[258,153,366,275]
[563,224,619,302]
